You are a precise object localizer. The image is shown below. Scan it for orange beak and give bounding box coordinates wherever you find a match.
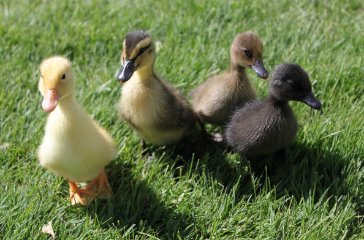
[42,89,60,113]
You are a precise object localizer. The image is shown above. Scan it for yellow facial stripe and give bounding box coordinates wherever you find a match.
[129,38,152,59]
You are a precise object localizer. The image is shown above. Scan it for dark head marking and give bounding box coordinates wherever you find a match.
[124,30,151,59]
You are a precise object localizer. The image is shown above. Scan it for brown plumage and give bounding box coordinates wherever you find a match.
[116,30,196,145]
[225,63,322,161]
[191,31,269,126]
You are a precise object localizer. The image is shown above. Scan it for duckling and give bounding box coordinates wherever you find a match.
[116,30,196,146]
[191,31,269,127]
[37,56,116,205]
[225,63,322,162]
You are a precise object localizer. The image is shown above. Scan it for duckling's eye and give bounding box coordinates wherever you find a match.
[61,73,66,80]
[243,49,253,58]
[139,47,147,55]
[138,44,151,56]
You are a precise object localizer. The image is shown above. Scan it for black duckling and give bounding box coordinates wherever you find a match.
[116,30,196,146]
[225,63,322,161]
[191,31,269,127]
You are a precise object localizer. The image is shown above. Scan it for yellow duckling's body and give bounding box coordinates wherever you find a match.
[37,56,116,205]
[116,30,196,145]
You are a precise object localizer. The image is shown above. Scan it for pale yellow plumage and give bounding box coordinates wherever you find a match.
[37,56,116,204]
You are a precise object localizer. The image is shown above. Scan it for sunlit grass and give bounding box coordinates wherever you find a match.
[0,0,363,239]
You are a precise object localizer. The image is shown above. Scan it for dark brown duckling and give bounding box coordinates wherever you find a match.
[225,63,322,161]
[191,31,269,127]
[116,30,196,146]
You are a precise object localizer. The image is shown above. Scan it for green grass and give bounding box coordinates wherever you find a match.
[1,0,363,239]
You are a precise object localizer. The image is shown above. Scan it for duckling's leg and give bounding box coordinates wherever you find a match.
[273,147,288,163]
[68,180,95,205]
[94,170,113,199]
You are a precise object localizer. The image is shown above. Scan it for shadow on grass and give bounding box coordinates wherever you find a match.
[238,139,362,227]
[90,136,361,238]
[158,136,361,210]
[265,141,350,200]
[262,140,363,236]
[158,135,244,187]
[91,160,197,239]
[153,137,250,200]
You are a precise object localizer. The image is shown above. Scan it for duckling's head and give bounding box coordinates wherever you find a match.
[269,63,322,110]
[230,31,268,79]
[116,30,155,82]
[38,56,75,112]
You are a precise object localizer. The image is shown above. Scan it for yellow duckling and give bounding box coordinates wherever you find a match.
[37,56,116,205]
[116,30,196,146]
[191,31,269,127]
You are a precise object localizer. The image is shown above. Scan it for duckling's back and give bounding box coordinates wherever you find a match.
[191,71,256,125]
[225,100,297,158]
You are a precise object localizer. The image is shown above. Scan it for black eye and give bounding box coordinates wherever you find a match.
[61,73,66,80]
[243,49,253,58]
[138,44,151,56]
[139,47,147,55]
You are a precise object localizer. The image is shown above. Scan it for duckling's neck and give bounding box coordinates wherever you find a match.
[267,94,288,107]
[56,95,78,113]
[229,63,249,84]
[134,65,154,82]
[229,62,245,72]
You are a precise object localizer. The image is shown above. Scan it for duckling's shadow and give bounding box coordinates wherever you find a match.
[251,141,354,203]
[90,159,196,239]
[153,138,249,196]
[160,136,360,213]
[255,140,364,230]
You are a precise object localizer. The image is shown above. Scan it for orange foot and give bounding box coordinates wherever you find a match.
[68,181,96,205]
[94,170,113,199]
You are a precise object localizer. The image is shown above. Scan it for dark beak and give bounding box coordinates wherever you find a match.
[302,92,322,110]
[251,60,269,79]
[116,60,135,83]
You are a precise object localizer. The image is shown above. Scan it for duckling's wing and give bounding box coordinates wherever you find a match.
[225,101,264,150]
[154,80,195,131]
[225,101,294,156]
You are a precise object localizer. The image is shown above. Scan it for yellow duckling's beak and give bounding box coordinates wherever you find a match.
[42,88,60,113]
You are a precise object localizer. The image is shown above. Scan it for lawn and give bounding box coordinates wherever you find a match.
[0,0,363,239]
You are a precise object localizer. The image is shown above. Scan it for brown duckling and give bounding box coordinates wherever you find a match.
[116,30,196,146]
[225,63,322,161]
[191,31,269,127]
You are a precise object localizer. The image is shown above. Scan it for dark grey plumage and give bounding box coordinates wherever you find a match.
[225,63,322,160]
